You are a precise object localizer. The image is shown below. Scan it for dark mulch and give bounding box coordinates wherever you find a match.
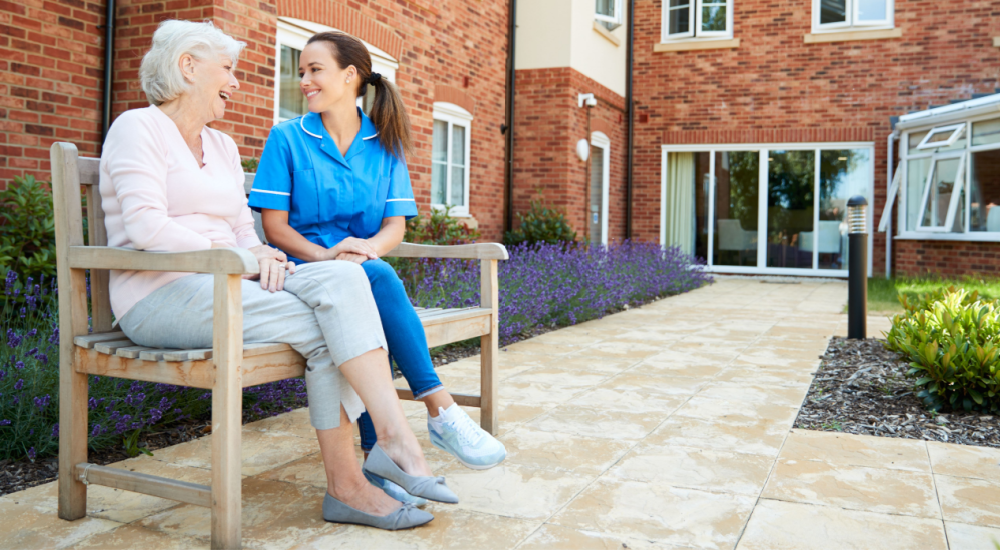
[794,336,1000,448]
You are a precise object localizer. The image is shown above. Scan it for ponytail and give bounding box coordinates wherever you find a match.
[306,32,412,160]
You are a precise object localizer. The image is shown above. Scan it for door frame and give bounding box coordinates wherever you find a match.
[591,131,611,245]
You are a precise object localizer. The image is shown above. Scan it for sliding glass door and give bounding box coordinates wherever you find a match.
[662,143,873,275]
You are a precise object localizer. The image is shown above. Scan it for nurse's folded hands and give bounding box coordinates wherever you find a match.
[326,237,379,262]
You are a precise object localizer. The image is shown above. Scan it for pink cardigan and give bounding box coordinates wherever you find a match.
[100,106,262,318]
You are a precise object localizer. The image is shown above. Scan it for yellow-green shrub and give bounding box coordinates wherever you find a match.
[885,287,1000,412]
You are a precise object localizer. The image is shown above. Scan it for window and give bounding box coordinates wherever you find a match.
[890,116,1000,238]
[663,0,732,41]
[274,18,399,125]
[431,102,472,216]
[595,0,622,30]
[662,143,873,276]
[813,0,893,32]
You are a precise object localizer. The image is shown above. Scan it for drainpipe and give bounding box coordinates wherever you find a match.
[579,93,596,242]
[502,0,517,234]
[625,0,635,240]
[100,0,116,142]
[885,130,898,279]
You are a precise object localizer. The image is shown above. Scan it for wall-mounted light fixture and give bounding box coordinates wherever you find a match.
[576,139,590,162]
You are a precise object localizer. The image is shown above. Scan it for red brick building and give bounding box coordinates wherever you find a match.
[2,0,1000,277]
[631,0,1000,277]
[0,0,511,240]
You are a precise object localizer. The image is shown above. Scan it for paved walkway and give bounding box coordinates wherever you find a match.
[3,278,1000,549]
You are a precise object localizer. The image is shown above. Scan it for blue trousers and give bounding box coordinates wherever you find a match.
[356,259,443,450]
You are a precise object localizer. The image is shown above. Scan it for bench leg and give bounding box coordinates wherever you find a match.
[58,268,90,521]
[480,259,499,435]
[212,274,243,549]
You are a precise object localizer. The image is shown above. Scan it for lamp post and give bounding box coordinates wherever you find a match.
[847,195,868,339]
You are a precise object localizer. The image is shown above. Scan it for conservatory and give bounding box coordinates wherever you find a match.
[880,94,1000,245]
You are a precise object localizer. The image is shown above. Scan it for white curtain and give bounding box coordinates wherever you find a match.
[665,153,695,254]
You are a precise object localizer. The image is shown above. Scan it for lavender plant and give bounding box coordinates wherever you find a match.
[401,241,711,344]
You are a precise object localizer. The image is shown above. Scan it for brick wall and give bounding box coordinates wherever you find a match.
[0,0,108,187]
[894,240,1000,277]
[632,0,1000,273]
[512,66,628,242]
[0,0,510,241]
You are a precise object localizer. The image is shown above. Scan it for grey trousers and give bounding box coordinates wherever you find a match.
[118,260,388,430]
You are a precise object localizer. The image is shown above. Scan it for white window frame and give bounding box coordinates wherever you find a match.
[595,0,622,26]
[590,131,611,245]
[891,115,1000,241]
[431,102,473,217]
[811,0,894,33]
[660,141,875,278]
[274,17,399,126]
[916,123,966,150]
[662,0,733,42]
[914,152,966,233]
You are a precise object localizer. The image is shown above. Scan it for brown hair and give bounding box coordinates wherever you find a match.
[306,31,412,159]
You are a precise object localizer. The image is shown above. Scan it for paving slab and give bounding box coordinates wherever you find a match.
[6,278,1000,549]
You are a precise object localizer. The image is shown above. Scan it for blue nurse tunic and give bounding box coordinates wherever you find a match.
[248,108,418,264]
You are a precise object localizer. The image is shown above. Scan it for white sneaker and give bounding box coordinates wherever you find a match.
[428,404,506,470]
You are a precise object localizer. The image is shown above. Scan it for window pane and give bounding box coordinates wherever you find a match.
[701,1,727,32]
[970,149,1000,232]
[596,0,615,17]
[908,130,929,154]
[972,118,1000,147]
[713,151,759,266]
[856,0,887,21]
[767,150,815,269]
[920,158,961,229]
[818,150,871,269]
[279,45,307,120]
[668,0,690,35]
[432,120,448,163]
[590,145,607,244]
[450,166,466,207]
[925,127,959,145]
[905,158,931,231]
[820,0,847,24]
[451,125,466,168]
[431,163,447,204]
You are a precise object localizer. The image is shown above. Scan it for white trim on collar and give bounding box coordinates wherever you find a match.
[362,132,379,141]
[299,115,322,139]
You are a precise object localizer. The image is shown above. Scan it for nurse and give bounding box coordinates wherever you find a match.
[250,31,506,505]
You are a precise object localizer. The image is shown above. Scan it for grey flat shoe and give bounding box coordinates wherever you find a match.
[362,443,459,504]
[322,492,433,530]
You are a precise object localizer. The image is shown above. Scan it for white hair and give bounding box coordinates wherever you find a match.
[139,20,245,106]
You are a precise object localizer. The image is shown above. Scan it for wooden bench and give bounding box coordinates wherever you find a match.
[52,141,507,549]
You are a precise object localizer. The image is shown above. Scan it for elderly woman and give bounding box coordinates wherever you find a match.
[99,20,454,530]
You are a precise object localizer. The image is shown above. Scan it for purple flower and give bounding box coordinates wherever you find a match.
[6,329,22,349]
[14,379,23,391]
[27,447,36,460]
[35,354,47,364]
[51,423,59,438]
[48,328,59,345]
[0,420,10,426]
[14,361,24,370]
[33,395,51,410]
[91,424,103,437]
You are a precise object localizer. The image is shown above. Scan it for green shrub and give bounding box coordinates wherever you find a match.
[241,157,259,173]
[0,175,57,280]
[884,286,1000,412]
[503,198,577,246]
[403,205,480,246]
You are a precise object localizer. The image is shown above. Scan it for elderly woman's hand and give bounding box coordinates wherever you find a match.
[247,244,295,292]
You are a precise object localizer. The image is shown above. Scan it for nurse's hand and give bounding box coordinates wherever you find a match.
[335,252,368,265]
[327,238,378,261]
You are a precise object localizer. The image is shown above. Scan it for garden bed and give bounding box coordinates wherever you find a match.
[794,336,1000,448]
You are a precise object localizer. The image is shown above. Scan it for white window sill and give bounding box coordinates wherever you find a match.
[894,232,1000,242]
[430,205,472,218]
[654,38,739,52]
[994,37,1000,47]
[593,21,622,47]
[804,27,901,44]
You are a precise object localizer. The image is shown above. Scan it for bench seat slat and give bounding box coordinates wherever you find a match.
[74,331,127,349]
[93,339,138,355]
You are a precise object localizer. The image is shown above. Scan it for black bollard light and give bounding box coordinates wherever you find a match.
[847,195,868,339]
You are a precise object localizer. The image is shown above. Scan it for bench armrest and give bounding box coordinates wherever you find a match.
[68,246,260,275]
[383,242,509,260]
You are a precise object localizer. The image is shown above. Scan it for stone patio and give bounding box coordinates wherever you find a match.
[3,278,1000,549]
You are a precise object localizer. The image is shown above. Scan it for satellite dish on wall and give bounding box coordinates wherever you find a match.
[576,139,590,162]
